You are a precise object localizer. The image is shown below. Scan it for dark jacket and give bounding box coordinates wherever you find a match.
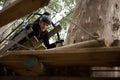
[18,23,56,49]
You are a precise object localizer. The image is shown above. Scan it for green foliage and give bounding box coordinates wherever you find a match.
[20,0,76,42]
[2,0,76,43]
[0,0,5,7]
[44,0,76,42]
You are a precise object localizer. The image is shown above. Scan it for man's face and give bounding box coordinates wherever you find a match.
[39,22,49,32]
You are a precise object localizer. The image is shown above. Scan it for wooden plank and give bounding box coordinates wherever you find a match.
[51,38,105,50]
[0,29,32,57]
[0,47,120,66]
[0,25,62,56]
[0,47,120,76]
[0,0,50,27]
[0,56,45,76]
[0,62,43,76]
[19,25,62,50]
[0,76,119,80]
[49,25,62,37]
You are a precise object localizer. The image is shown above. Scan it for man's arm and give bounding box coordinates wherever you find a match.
[42,31,56,49]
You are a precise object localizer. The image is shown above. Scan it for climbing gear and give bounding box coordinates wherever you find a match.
[35,13,64,45]
[51,22,64,45]
[56,40,64,44]
[48,6,98,41]
[22,25,34,49]
[0,12,63,57]
[0,13,34,56]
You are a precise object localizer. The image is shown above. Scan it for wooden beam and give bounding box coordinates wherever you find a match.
[0,76,118,80]
[0,25,62,57]
[52,38,105,50]
[0,29,32,57]
[0,47,120,67]
[0,0,50,27]
[49,25,62,38]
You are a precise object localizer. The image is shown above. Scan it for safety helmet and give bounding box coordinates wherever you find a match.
[39,15,52,25]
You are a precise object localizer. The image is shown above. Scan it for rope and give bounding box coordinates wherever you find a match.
[23,28,34,49]
[47,2,98,41]
[0,39,31,57]
[7,39,31,50]
[0,21,23,44]
[65,18,97,40]
[0,13,34,44]
[0,13,35,55]
[10,40,31,50]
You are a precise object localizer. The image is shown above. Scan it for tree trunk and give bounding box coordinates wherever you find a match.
[65,0,120,46]
[65,0,120,77]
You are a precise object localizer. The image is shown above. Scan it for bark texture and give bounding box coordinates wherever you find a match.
[65,0,120,46]
[65,0,120,77]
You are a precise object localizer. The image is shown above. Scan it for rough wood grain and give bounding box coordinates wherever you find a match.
[0,47,120,67]
[0,0,50,27]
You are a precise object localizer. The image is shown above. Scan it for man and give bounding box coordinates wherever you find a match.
[18,15,57,49]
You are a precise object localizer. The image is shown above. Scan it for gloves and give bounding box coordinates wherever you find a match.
[55,40,64,44]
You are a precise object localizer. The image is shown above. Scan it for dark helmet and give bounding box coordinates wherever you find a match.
[39,15,52,25]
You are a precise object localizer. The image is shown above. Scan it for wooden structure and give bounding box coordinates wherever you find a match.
[0,46,120,76]
[0,0,120,79]
[0,76,117,80]
[2,47,120,66]
[0,0,50,27]
[0,25,62,57]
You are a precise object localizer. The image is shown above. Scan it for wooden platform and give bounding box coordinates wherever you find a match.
[0,25,62,56]
[0,0,50,27]
[0,47,120,76]
[0,76,119,80]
